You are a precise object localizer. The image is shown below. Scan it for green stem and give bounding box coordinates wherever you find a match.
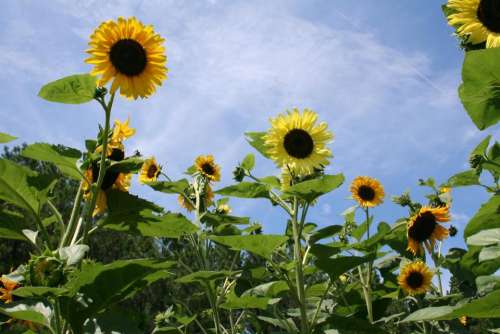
[433,242,444,296]
[291,197,309,333]
[60,181,83,248]
[83,93,115,243]
[361,207,374,323]
[47,200,65,240]
[310,280,332,328]
[53,299,62,334]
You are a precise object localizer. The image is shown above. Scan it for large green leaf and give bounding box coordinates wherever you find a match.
[471,135,492,156]
[0,159,55,215]
[216,182,270,199]
[13,287,67,298]
[0,302,52,328]
[209,234,288,259]
[22,143,82,180]
[241,153,255,171]
[459,48,500,130]
[0,209,29,240]
[101,190,198,238]
[467,228,500,246]
[325,315,386,334]
[149,179,189,194]
[176,270,234,284]
[201,212,250,226]
[464,195,500,238]
[61,259,174,333]
[284,174,344,202]
[38,74,97,104]
[309,225,343,244]
[0,132,17,143]
[245,132,270,158]
[220,290,270,310]
[479,245,500,262]
[107,157,144,174]
[446,170,479,188]
[312,251,373,280]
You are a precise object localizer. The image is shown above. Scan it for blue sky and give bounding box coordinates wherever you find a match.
[1,1,499,260]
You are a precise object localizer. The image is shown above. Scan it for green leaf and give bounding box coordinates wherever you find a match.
[245,132,270,158]
[476,275,500,294]
[243,281,289,297]
[83,308,142,334]
[21,143,82,180]
[216,182,270,199]
[459,48,500,130]
[101,190,198,238]
[0,132,17,143]
[467,228,500,246]
[176,270,234,284]
[220,290,270,310]
[13,287,67,298]
[284,174,344,202]
[479,245,500,262]
[108,157,144,174]
[61,259,174,333]
[309,225,343,244]
[0,159,56,215]
[58,245,89,266]
[325,315,386,334]
[0,302,52,328]
[202,212,250,226]
[464,195,500,238]
[241,153,255,171]
[149,179,189,194]
[402,306,457,322]
[0,210,29,240]
[257,316,298,333]
[312,252,373,280]
[446,170,479,188]
[471,135,492,156]
[38,73,97,104]
[209,234,288,259]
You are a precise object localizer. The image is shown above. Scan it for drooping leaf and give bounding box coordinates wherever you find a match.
[402,306,458,322]
[459,48,500,130]
[0,159,56,215]
[149,179,189,194]
[284,174,344,202]
[209,234,288,259]
[21,143,82,180]
[446,170,479,188]
[0,132,17,143]
[312,251,373,280]
[38,73,97,104]
[216,182,270,199]
[464,195,500,238]
[471,135,492,156]
[201,212,250,226]
[0,302,53,328]
[245,132,270,158]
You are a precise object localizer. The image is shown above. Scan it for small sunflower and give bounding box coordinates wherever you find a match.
[447,0,500,48]
[407,206,450,255]
[216,203,232,215]
[195,155,221,182]
[0,277,19,304]
[398,261,433,295]
[139,157,161,184]
[86,17,167,99]
[112,118,136,143]
[264,108,333,175]
[350,176,385,208]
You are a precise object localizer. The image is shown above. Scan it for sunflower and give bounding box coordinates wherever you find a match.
[407,206,450,255]
[86,17,167,99]
[350,176,385,208]
[216,203,232,215]
[195,155,221,182]
[139,157,161,184]
[264,108,333,175]
[0,277,19,304]
[447,0,500,48]
[178,185,214,212]
[398,261,433,295]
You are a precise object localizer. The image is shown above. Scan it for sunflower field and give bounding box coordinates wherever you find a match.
[0,2,499,334]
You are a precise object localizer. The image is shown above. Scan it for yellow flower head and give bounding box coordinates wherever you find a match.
[112,118,136,143]
[459,315,469,327]
[86,16,168,99]
[350,176,385,208]
[216,203,232,215]
[407,206,450,255]
[447,0,500,48]
[264,108,333,175]
[0,277,19,304]
[195,155,221,182]
[139,157,161,184]
[178,185,214,212]
[398,261,433,295]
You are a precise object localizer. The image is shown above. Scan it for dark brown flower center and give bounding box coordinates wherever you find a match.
[147,164,158,178]
[109,148,125,161]
[477,0,500,33]
[110,39,147,76]
[358,185,375,201]
[283,129,314,159]
[408,211,437,242]
[202,163,215,176]
[406,271,424,289]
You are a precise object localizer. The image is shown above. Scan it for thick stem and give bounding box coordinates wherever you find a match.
[60,181,84,248]
[361,207,374,323]
[291,197,309,333]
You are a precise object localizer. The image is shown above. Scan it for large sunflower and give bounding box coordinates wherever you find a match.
[86,17,167,99]
[264,108,333,175]
[447,0,500,48]
[350,176,385,208]
[407,206,450,255]
[195,155,221,182]
[398,261,433,295]
[139,157,161,184]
